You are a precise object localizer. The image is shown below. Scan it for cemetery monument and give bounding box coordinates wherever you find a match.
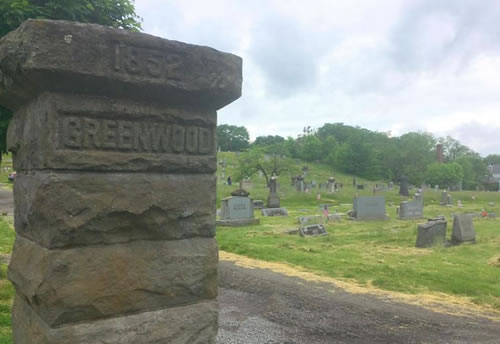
[1,20,242,343]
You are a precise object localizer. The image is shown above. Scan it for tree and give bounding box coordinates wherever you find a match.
[438,136,473,162]
[485,154,500,166]
[216,124,250,152]
[235,144,296,186]
[253,135,285,146]
[456,156,487,190]
[425,162,464,188]
[0,0,142,163]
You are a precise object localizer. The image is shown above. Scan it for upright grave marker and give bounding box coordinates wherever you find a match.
[1,20,242,344]
[267,176,280,208]
[351,196,387,220]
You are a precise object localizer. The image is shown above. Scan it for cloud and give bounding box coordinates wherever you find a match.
[135,0,500,156]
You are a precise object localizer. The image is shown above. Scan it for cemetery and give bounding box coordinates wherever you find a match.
[214,152,500,315]
[0,3,499,343]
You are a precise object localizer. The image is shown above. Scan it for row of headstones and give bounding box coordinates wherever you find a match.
[416,214,476,248]
[291,176,337,192]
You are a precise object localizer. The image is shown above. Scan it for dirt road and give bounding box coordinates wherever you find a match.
[217,255,499,344]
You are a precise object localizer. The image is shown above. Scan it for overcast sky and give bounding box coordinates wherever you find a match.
[136,0,500,156]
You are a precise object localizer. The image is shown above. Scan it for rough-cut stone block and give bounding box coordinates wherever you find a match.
[13,295,218,344]
[14,172,215,248]
[451,214,476,244]
[7,93,217,173]
[0,19,242,111]
[9,236,218,326]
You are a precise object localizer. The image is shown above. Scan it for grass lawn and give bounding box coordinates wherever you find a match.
[217,152,500,312]
[0,217,15,343]
[0,152,497,343]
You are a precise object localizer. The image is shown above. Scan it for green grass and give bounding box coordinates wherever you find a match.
[0,217,14,343]
[217,152,500,311]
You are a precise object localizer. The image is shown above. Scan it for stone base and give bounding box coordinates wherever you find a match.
[13,295,218,344]
[216,218,260,227]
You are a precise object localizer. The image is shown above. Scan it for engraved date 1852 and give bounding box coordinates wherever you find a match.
[114,43,183,79]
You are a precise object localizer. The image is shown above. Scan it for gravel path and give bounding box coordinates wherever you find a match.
[217,259,500,344]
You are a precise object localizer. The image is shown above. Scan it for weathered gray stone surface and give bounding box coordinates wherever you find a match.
[352,196,386,220]
[220,196,254,220]
[253,200,264,209]
[13,295,218,344]
[416,220,447,248]
[327,213,342,222]
[451,214,476,244]
[7,93,218,173]
[2,19,242,343]
[216,218,260,227]
[261,208,289,216]
[0,20,242,112]
[298,215,322,225]
[14,172,216,248]
[299,224,328,237]
[9,236,217,326]
[398,199,423,219]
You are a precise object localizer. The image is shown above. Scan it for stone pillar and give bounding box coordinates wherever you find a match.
[436,144,444,163]
[327,177,335,193]
[0,20,242,344]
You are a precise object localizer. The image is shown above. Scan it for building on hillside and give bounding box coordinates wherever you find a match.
[485,165,500,191]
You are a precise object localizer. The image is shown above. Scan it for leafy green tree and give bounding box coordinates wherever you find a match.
[456,156,487,190]
[425,162,464,188]
[395,132,437,185]
[299,135,322,162]
[438,136,474,162]
[216,124,250,152]
[253,135,285,146]
[0,0,142,163]
[485,154,500,166]
[234,144,296,186]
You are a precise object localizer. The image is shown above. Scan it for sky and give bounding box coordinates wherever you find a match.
[135,0,500,156]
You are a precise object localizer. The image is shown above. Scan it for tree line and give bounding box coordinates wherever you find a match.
[217,123,500,190]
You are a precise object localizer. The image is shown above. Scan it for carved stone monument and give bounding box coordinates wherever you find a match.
[296,175,305,192]
[450,214,476,245]
[399,175,409,196]
[351,196,387,220]
[327,177,335,193]
[416,219,447,248]
[1,20,242,343]
[267,176,280,208]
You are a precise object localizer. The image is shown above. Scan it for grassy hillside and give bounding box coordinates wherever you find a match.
[217,152,500,311]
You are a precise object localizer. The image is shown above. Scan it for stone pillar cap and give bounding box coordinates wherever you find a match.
[0,19,242,110]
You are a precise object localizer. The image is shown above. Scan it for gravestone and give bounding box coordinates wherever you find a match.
[267,176,280,208]
[296,176,305,192]
[1,20,242,343]
[299,224,328,237]
[399,175,409,196]
[352,196,387,220]
[398,199,423,219]
[327,213,342,222]
[440,191,452,206]
[415,220,447,248]
[327,177,335,193]
[218,196,259,226]
[253,200,264,209]
[450,214,476,244]
[261,208,289,216]
[298,215,323,225]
